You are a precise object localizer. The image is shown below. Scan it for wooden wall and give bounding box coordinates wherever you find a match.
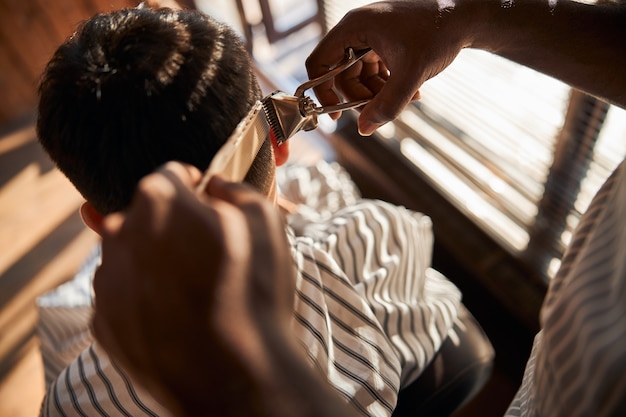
[0,0,137,127]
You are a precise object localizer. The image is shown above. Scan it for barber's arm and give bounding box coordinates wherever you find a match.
[306,0,626,136]
[92,162,356,417]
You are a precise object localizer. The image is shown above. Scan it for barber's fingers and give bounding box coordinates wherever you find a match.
[205,177,287,248]
[305,10,375,119]
[98,162,204,241]
[157,161,203,188]
[206,176,296,314]
[206,176,290,259]
[357,65,423,136]
[332,54,389,102]
[306,41,420,135]
[206,175,266,205]
[305,46,354,119]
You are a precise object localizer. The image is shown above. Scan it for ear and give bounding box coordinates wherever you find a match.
[80,202,104,236]
[270,131,290,167]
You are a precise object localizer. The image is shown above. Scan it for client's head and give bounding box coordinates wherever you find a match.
[37,6,287,227]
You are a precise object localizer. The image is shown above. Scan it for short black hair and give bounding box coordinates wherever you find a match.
[37,7,273,214]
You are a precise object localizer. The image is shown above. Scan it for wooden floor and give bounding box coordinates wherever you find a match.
[0,116,100,417]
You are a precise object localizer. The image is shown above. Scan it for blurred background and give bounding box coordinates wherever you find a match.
[1,1,625,416]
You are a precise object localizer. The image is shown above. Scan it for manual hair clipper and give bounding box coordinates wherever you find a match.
[198,47,372,189]
[262,47,373,144]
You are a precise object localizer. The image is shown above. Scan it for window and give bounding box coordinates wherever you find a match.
[323,2,626,283]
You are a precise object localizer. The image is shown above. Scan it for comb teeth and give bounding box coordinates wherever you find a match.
[261,92,287,145]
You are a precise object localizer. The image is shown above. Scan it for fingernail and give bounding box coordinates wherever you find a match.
[358,121,381,137]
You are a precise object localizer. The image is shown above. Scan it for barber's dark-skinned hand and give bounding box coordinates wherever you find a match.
[91,162,354,417]
[306,1,476,136]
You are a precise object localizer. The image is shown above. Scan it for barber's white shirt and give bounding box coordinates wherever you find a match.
[505,160,626,417]
[39,161,461,417]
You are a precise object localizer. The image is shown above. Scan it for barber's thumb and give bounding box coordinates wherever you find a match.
[357,83,414,137]
[357,110,386,137]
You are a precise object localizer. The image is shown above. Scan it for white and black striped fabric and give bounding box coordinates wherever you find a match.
[506,160,626,417]
[39,161,461,417]
[39,342,170,417]
[37,306,94,388]
[37,245,100,388]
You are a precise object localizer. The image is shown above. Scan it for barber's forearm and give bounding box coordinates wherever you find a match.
[456,0,626,107]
